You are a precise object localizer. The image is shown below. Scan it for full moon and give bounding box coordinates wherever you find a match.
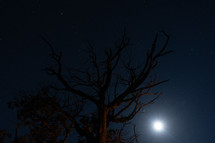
[153,121,164,132]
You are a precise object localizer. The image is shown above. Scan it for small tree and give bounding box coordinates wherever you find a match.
[41,31,172,143]
[8,87,83,143]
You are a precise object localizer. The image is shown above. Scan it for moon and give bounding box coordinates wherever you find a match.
[153,120,164,132]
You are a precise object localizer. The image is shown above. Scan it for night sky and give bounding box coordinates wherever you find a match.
[0,0,215,142]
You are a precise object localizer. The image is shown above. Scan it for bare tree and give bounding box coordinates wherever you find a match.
[41,31,172,143]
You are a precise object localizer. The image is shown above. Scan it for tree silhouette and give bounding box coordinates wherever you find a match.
[5,31,171,143]
[41,31,171,143]
[8,87,83,143]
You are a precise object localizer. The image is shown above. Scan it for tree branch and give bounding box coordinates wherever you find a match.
[41,35,99,105]
[107,31,171,109]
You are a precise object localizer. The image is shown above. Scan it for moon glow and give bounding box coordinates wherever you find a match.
[153,121,164,132]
